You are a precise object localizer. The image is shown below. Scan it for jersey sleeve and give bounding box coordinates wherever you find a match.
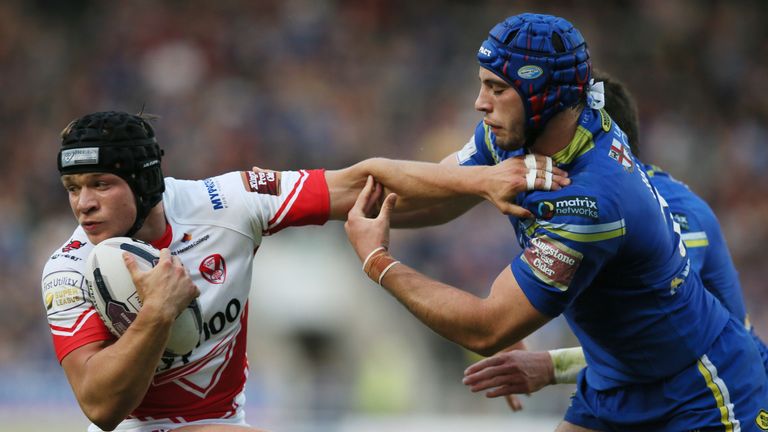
[456,121,498,166]
[510,189,625,317]
[42,257,113,363]
[238,169,330,235]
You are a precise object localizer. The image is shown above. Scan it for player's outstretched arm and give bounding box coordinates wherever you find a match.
[61,249,199,430]
[325,155,569,222]
[344,176,552,355]
[462,346,586,401]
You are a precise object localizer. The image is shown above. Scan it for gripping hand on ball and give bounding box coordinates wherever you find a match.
[124,248,200,323]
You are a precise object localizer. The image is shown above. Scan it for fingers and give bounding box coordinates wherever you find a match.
[521,154,570,192]
[464,355,503,376]
[349,175,375,217]
[363,181,384,217]
[378,193,398,221]
[123,252,139,277]
[504,394,524,412]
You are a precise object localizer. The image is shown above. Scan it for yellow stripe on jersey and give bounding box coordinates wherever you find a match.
[552,125,595,165]
[525,219,627,243]
[697,354,740,432]
[482,123,501,165]
[682,231,709,248]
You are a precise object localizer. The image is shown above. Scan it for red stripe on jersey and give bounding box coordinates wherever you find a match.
[266,169,329,234]
[130,303,250,422]
[51,307,113,362]
[267,170,308,228]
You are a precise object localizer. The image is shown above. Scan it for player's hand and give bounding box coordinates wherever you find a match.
[124,248,200,322]
[462,349,555,399]
[345,176,397,262]
[481,154,570,218]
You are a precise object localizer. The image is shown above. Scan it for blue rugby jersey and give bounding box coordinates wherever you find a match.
[457,110,730,390]
[644,164,748,324]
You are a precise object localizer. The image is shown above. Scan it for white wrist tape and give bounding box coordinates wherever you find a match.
[548,347,587,384]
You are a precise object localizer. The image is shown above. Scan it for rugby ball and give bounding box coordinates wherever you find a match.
[84,237,203,356]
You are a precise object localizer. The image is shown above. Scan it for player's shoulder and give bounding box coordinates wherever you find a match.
[43,227,92,275]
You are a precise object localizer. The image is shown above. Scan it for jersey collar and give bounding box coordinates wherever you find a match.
[150,222,173,250]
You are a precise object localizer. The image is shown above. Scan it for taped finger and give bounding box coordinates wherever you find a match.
[544,171,553,191]
[524,153,536,171]
[526,169,536,191]
[545,156,553,173]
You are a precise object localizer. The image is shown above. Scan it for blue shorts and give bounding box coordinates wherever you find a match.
[565,318,768,431]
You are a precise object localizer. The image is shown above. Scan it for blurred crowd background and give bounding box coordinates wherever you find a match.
[1,0,767,430]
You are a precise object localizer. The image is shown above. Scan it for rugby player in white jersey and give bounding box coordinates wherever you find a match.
[42,110,568,431]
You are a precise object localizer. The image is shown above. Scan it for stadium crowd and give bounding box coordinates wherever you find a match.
[1,0,767,424]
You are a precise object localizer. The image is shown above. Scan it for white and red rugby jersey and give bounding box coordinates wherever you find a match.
[41,169,329,426]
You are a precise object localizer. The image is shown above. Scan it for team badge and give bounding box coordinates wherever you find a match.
[608,138,634,172]
[200,254,226,284]
[62,240,86,252]
[756,409,768,430]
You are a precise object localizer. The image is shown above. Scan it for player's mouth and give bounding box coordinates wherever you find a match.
[484,120,502,133]
[81,221,101,232]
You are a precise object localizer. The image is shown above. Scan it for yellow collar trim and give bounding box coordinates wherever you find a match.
[551,125,595,165]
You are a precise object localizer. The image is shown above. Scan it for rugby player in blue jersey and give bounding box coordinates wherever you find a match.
[462,70,768,406]
[345,13,768,431]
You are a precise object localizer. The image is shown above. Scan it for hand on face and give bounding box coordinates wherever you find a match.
[124,248,200,322]
[344,176,397,262]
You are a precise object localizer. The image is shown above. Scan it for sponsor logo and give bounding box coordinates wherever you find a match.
[199,253,226,284]
[141,159,159,168]
[181,233,192,242]
[203,178,227,210]
[756,409,768,430]
[42,271,86,316]
[522,236,583,291]
[599,108,612,132]
[172,234,210,255]
[62,240,86,252]
[672,213,689,231]
[608,138,634,172]
[50,253,83,262]
[478,46,492,57]
[517,65,543,80]
[241,170,281,195]
[61,147,99,167]
[533,196,599,220]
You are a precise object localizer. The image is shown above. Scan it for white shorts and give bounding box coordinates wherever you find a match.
[87,392,248,432]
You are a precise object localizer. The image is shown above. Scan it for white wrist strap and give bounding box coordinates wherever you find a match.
[362,246,386,271]
[548,347,586,384]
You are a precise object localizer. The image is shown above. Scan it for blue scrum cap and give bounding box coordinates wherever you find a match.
[477,13,591,134]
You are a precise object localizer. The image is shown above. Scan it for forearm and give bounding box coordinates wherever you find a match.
[70,307,174,428]
[360,157,487,199]
[390,195,481,228]
[378,264,528,356]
